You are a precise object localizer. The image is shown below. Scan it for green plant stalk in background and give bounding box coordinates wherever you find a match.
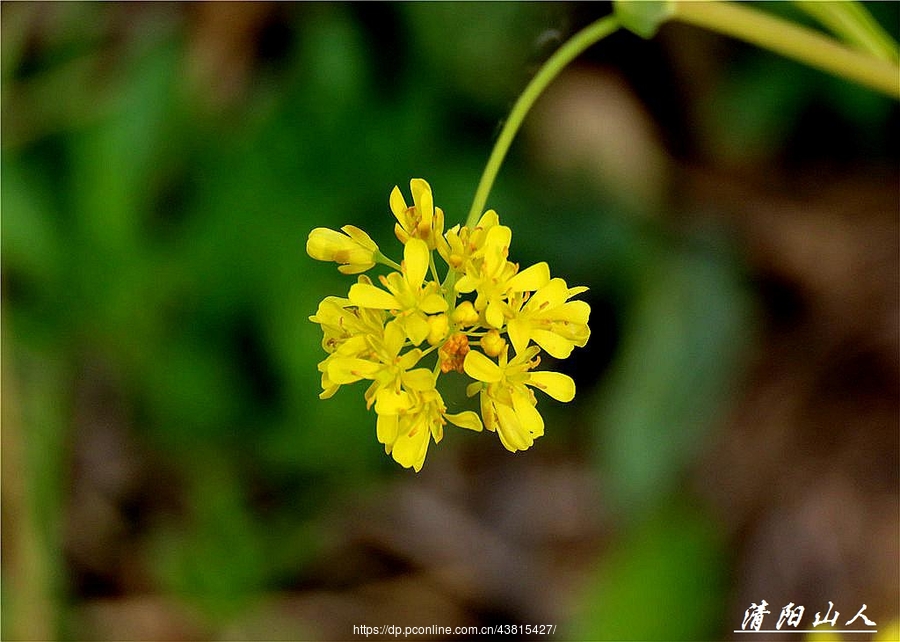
[672,1,900,98]
[792,0,900,64]
[466,1,900,223]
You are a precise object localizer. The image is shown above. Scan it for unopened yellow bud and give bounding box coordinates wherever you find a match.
[307,225,379,274]
[480,329,506,357]
[451,301,479,327]
[427,314,450,346]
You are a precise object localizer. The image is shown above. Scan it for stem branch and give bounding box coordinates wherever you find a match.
[673,1,900,100]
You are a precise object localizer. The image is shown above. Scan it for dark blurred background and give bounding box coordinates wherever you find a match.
[2,2,897,640]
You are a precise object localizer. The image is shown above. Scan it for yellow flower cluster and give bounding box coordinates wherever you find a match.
[307,179,591,471]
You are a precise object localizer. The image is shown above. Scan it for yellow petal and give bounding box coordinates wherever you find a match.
[403,313,430,346]
[481,393,498,432]
[410,178,432,211]
[476,209,499,230]
[463,350,503,383]
[333,334,368,357]
[306,227,345,261]
[454,275,477,294]
[528,278,568,311]
[394,222,410,245]
[349,283,399,309]
[390,185,408,221]
[512,387,544,437]
[341,225,378,251]
[507,262,550,293]
[383,321,407,357]
[485,298,505,329]
[402,368,435,392]
[430,419,444,443]
[337,263,374,275]
[532,328,575,359]
[483,225,511,274]
[495,402,532,452]
[544,300,591,324]
[375,388,412,415]
[445,410,483,432]
[403,238,430,290]
[410,179,433,235]
[327,357,382,384]
[506,318,531,357]
[397,346,424,371]
[381,272,406,298]
[420,293,449,315]
[391,416,431,472]
[310,296,347,321]
[319,386,338,400]
[528,371,575,402]
[377,413,399,449]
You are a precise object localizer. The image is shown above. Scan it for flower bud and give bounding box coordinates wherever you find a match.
[451,300,479,327]
[307,225,379,274]
[480,329,506,357]
[427,314,450,346]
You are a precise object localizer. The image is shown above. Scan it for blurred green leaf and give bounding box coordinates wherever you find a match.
[149,459,270,620]
[1,159,62,293]
[594,242,755,514]
[568,504,728,641]
[402,2,559,108]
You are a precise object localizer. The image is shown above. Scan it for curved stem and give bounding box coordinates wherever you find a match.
[465,15,621,227]
[672,1,900,100]
[793,1,900,63]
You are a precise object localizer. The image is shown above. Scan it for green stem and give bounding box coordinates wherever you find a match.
[672,0,900,100]
[465,15,621,227]
[375,250,402,272]
[792,1,899,64]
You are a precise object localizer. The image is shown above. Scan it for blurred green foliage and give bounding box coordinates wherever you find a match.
[569,504,728,641]
[2,2,896,640]
[1,2,571,632]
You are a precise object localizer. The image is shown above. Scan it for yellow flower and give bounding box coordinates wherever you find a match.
[307,225,380,274]
[315,338,367,399]
[348,238,448,345]
[438,209,500,270]
[390,178,445,249]
[376,381,482,472]
[309,289,388,399]
[307,178,590,472]
[507,277,591,359]
[455,224,551,329]
[325,321,424,409]
[463,346,575,452]
[308,290,386,355]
